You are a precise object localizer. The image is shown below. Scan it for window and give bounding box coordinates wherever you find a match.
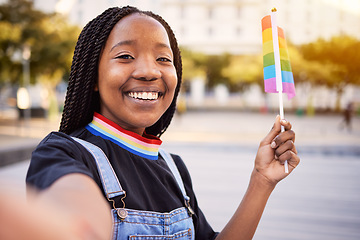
[237,7,242,19]
[180,26,186,37]
[77,10,83,23]
[208,7,213,19]
[180,6,185,19]
[208,26,213,36]
[236,26,242,37]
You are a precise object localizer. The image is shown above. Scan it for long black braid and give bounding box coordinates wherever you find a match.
[59,6,182,137]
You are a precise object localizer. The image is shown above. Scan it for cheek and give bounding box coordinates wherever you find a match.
[98,68,121,91]
[168,68,178,93]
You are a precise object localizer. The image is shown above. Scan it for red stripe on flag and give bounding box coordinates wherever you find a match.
[261,15,272,31]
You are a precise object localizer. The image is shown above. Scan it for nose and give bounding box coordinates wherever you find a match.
[132,57,161,81]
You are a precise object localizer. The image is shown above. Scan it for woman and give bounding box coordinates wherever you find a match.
[2,6,300,240]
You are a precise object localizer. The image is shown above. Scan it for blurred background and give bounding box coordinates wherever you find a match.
[1,0,360,118]
[0,0,359,239]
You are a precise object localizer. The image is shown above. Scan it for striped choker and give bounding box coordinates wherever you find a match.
[85,113,162,160]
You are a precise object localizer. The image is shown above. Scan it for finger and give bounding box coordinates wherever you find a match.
[275,139,297,159]
[280,118,292,131]
[274,150,299,169]
[275,139,297,156]
[261,115,281,146]
[287,151,300,169]
[271,130,296,149]
[277,149,295,164]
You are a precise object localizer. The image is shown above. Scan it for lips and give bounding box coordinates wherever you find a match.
[127,91,161,100]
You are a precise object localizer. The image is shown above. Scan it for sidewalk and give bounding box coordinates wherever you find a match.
[163,111,360,155]
[0,111,359,167]
[1,111,360,239]
[0,117,59,166]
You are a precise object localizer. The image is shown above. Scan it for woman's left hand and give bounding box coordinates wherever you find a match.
[254,115,300,186]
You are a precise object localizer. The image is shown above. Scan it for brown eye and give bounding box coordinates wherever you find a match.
[157,57,172,62]
[115,54,134,60]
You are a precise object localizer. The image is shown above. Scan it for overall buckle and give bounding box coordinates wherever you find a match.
[185,199,195,216]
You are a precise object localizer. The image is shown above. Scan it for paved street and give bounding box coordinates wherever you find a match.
[1,111,360,239]
[163,142,360,240]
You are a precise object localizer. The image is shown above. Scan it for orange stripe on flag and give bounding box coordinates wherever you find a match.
[278,27,285,39]
[261,15,272,31]
[279,37,287,49]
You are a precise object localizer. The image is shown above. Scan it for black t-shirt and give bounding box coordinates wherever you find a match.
[26,128,218,239]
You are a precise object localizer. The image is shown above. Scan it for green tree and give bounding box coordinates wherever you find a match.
[222,54,263,92]
[180,47,208,88]
[180,49,232,91]
[205,53,231,89]
[300,36,360,110]
[0,0,80,86]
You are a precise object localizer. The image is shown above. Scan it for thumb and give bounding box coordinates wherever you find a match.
[261,115,281,146]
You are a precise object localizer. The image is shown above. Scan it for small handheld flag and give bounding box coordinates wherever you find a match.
[262,10,295,100]
[262,8,296,173]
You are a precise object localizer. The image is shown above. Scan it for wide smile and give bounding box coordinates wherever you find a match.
[127,91,163,101]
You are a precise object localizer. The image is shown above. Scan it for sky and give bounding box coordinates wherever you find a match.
[322,0,360,15]
[52,0,360,15]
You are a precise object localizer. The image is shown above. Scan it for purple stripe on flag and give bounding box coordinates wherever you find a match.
[264,77,277,93]
[283,82,296,99]
[265,78,296,99]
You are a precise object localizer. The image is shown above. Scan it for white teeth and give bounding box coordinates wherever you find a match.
[128,92,159,100]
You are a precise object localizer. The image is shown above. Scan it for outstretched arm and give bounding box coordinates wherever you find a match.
[216,116,300,240]
[34,173,113,239]
[0,174,112,240]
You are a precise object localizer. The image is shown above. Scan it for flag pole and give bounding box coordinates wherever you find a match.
[270,8,289,173]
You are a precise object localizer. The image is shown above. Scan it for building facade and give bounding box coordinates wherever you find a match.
[30,0,360,55]
[0,0,358,54]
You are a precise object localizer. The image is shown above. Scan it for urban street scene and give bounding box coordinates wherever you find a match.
[0,0,359,239]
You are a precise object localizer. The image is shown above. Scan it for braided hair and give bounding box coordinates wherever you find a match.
[59,6,182,137]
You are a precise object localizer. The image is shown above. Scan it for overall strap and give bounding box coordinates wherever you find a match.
[72,137,125,200]
[158,148,195,216]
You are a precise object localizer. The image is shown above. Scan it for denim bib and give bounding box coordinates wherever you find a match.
[72,137,195,240]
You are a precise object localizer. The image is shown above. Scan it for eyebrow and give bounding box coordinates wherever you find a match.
[109,40,172,53]
[110,40,134,53]
[156,43,172,51]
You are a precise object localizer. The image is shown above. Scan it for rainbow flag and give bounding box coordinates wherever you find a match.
[262,14,295,99]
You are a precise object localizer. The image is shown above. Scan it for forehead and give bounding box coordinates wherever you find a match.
[108,13,170,45]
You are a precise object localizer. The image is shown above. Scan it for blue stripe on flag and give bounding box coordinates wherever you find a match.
[263,65,275,80]
[281,71,294,83]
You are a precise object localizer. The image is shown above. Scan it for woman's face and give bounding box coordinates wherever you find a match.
[97,13,177,136]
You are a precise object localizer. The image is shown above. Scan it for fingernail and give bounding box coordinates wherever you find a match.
[271,141,276,148]
[281,119,287,124]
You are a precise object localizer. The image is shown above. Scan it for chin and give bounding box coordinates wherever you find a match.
[132,119,158,130]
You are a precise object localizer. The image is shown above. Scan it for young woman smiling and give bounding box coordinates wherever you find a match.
[4,6,301,240]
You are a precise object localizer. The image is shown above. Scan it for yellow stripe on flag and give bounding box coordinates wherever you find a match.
[262,28,272,44]
[263,41,274,56]
[279,48,289,61]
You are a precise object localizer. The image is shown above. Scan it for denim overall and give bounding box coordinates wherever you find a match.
[73,137,195,240]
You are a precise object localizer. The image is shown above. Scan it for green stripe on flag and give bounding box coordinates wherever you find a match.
[263,52,275,67]
[280,59,292,72]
